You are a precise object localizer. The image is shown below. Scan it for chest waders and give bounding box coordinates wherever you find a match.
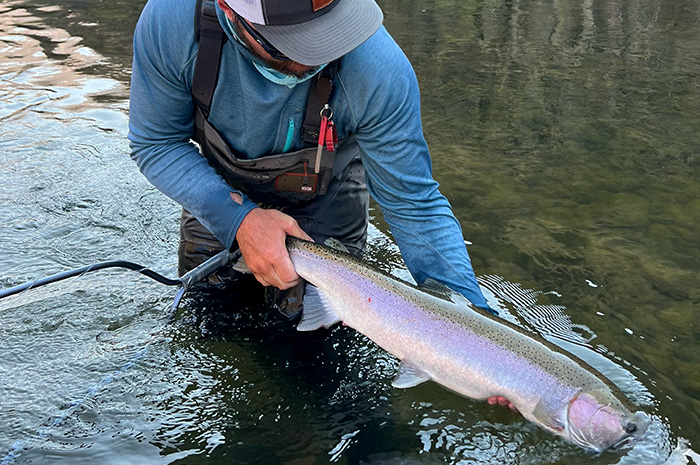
[179,0,369,313]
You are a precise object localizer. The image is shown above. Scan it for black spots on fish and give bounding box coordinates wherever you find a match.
[293,240,616,392]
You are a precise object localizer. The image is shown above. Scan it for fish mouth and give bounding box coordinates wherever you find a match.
[571,428,638,453]
[609,432,636,451]
[608,416,649,451]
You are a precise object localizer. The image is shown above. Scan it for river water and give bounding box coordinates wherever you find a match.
[0,0,698,464]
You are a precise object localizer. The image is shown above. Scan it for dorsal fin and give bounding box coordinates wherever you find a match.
[419,278,499,315]
[419,278,453,297]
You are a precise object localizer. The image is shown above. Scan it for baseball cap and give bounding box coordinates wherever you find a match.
[223,0,383,66]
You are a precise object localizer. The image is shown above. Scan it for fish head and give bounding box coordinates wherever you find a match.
[565,390,650,452]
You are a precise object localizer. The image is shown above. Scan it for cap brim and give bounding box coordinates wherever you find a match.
[254,0,383,66]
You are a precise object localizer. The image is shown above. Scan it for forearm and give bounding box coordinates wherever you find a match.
[127,0,257,249]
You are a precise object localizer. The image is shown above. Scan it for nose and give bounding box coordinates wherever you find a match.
[624,422,638,434]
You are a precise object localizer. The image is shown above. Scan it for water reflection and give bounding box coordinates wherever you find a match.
[1,0,143,82]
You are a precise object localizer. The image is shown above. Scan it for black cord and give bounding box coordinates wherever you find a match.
[0,249,240,301]
[0,261,181,300]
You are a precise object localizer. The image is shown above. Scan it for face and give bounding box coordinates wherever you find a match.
[565,391,649,452]
[216,0,318,78]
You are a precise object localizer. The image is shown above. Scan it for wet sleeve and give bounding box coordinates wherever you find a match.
[349,35,489,309]
[127,0,257,250]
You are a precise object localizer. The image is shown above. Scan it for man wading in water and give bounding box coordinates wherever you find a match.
[128,0,516,412]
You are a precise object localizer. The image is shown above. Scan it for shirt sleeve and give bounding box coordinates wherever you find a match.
[127,0,257,250]
[341,30,489,309]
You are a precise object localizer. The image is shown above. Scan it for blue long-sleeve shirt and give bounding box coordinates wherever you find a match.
[128,0,489,308]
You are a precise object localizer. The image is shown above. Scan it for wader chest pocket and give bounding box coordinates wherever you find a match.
[276,171,318,194]
[199,118,336,206]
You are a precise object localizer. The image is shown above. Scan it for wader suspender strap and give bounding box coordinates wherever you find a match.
[302,62,340,148]
[193,0,226,119]
[192,0,340,143]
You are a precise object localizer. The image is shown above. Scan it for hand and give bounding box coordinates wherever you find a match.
[487,396,519,413]
[236,208,312,290]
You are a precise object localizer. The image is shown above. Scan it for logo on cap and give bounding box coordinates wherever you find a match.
[312,0,334,12]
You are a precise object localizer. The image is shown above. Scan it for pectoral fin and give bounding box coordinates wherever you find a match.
[297,285,341,331]
[392,361,431,389]
[532,398,565,432]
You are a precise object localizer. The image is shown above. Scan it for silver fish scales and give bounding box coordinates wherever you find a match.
[286,237,649,452]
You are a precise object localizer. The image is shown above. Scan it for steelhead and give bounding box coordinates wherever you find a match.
[283,237,649,452]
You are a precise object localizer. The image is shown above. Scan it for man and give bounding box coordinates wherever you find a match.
[128,0,516,411]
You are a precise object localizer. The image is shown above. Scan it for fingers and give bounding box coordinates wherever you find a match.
[487,396,519,414]
[268,261,301,290]
[236,208,306,290]
[255,271,300,290]
[246,251,300,290]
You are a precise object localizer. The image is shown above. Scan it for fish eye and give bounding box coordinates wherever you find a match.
[625,422,638,434]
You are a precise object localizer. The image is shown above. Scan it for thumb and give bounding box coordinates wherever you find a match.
[284,221,313,243]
